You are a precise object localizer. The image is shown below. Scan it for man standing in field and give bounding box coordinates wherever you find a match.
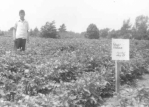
[13,10,29,51]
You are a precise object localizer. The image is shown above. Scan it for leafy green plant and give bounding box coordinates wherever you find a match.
[0,37,149,107]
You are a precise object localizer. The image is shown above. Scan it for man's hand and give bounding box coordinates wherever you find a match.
[27,31,29,43]
[13,28,16,41]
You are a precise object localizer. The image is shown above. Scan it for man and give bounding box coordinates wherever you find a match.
[13,10,29,51]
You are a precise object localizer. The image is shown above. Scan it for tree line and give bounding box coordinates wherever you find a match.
[0,21,67,38]
[0,15,149,40]
[84,15,149,40]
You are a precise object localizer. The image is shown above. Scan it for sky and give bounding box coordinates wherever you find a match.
[0,0,149,33]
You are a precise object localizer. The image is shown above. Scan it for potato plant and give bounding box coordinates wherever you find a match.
[0,37,149,107]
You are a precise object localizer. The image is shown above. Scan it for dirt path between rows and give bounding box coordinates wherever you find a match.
[136,74,149,88]
[102,74,149,107]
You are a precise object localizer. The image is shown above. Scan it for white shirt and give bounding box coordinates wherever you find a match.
[14,19,29,39]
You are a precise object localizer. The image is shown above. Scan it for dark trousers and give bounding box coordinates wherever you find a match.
[14,38,26,51]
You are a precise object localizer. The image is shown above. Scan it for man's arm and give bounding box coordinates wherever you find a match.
[27,22,30,43]
[27,30,29,43]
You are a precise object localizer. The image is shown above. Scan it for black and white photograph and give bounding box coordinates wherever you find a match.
[0,0,149,106]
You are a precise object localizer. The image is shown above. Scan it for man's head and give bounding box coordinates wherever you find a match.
[19,10,25,21]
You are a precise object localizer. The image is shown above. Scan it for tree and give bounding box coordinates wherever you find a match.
[40,21,57,38]
[80,31,86,38]
[29,29,34,36]
[58,24,66,32]
[29,27,40,36]
[99,28,110,38]
[0,30,4,36]
[86,24,99,39]
[5,27,14,36]
[132,15,149,40]
[33,27,40,36]
[108,30,121,39]
[120,19,132,36]
[9,27,14,32]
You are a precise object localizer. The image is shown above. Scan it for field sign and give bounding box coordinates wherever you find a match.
[111,39,130,98]
[112,39,129,60]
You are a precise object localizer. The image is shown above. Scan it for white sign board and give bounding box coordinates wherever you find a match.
[112,39,129,60]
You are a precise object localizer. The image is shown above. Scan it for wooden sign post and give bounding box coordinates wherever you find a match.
[112,39,129,97]
[115,60,121,94]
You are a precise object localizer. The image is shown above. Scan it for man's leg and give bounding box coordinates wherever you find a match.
[21,39,26,51]
[14,40,17,51]
[15,38,21,51]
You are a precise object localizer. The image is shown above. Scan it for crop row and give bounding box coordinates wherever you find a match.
[0,37,149,106]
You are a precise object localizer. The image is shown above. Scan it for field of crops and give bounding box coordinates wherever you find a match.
[1,36,149,107]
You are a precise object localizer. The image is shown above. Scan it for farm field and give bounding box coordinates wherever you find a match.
[0,36,149,107]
